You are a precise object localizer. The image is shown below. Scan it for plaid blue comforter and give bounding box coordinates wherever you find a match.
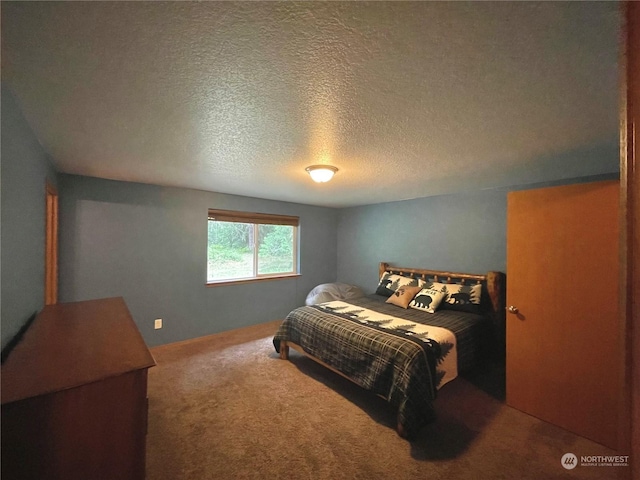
[273,294,487,437]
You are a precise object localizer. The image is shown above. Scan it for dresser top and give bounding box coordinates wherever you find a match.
[2,297,156,404]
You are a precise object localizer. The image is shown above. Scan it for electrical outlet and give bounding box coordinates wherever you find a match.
[154,318,162,330]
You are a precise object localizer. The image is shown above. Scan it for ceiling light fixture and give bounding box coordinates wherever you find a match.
[305,165,338,183]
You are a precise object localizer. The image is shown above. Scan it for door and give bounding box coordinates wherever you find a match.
[506,180,619,449]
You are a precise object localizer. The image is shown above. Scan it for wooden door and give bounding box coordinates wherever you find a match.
[506,180,620,449]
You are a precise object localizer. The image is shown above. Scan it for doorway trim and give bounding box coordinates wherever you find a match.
[45,181,58,306]
[620,1,639,474]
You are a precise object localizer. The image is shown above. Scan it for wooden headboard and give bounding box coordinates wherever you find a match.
[379,262,507,360]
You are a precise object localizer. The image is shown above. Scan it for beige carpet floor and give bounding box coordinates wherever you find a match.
[146,320,623,480]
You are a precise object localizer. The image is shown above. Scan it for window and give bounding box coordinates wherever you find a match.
[207,209,299,284]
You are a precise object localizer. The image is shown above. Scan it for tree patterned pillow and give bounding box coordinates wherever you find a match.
[409,288,447,314]
[421,282,483,314]
[441,283,482,306]
[375,272,425,297]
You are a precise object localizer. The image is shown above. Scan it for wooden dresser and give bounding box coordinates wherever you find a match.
[1,297,156,480]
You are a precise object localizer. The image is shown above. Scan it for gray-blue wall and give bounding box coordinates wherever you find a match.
[1,86,58,349]
[58,175,338,346]
[337,189,508,292]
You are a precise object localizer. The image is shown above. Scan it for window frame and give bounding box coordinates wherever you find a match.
[206,209,300,286]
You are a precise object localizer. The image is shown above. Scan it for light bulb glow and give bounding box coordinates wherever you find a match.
[305,165,338,183]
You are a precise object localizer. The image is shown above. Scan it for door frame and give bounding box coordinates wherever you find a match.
[620,1,639,475]
[45,181,58,306]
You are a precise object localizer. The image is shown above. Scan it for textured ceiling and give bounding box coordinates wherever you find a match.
[1,2,620,207]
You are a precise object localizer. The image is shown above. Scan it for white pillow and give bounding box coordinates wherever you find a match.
[409,288,446,313]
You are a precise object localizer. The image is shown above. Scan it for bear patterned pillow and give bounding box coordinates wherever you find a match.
[385,285,423,309]
[375,272,425,297]
[409,288,447,314]
[440,283,483,313]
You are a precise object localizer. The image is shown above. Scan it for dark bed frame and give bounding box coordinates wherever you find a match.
[278,262,506,437]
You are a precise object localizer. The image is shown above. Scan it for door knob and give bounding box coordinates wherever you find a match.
[508,305,519,314]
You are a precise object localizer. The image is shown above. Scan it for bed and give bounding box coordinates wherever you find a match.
[273,262,506,438]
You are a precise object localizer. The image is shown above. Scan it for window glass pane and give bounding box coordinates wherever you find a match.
[207,221,254,281]
[257,224,294,275]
